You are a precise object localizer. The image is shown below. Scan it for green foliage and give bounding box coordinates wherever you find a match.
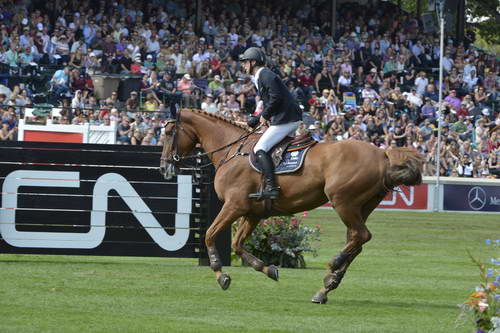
[390,0,499,46]
[465,0,500,45]
[457,240,500,332]
[234,215,321,268]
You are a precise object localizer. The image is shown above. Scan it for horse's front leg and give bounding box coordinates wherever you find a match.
[205,203,244,290]
[232,216,279,281]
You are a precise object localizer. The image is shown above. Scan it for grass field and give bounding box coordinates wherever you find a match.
[0,210,498,333]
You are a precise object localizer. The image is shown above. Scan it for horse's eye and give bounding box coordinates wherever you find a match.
[164,130,173,136]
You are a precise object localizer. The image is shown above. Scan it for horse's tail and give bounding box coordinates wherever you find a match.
[384,147,424,188]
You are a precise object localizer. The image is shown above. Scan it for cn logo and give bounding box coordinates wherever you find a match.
[0,170,192,251]
[381,186,415,206]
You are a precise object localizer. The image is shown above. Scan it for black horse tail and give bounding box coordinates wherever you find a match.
[384,147,424,188]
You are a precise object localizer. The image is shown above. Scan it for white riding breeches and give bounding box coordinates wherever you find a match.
[253,121,302,153]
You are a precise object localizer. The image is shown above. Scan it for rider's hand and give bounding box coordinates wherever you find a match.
[260,115,270,127]
[246,116,259,128]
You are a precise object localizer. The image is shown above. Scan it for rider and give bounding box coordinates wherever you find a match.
[240,47,302,200]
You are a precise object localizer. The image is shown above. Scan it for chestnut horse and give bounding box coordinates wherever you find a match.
[160,109,423,304]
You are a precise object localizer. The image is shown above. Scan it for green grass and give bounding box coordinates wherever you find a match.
[0,210,498,333]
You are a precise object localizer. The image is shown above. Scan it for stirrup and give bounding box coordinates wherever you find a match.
[248,186,280,200]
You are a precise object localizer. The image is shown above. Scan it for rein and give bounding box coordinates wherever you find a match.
[161,111,261,169]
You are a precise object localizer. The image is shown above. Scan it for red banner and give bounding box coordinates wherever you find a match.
[378,185,428,210]
[322,185,428,210]
[24,131,84,143]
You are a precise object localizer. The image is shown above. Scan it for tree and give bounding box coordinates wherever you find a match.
[465,0,500,45]
[391,0,499,45]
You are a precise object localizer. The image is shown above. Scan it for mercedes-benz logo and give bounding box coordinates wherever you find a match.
[468,186,487,211]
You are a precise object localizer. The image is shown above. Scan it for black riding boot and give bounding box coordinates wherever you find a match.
[250,150,280,200]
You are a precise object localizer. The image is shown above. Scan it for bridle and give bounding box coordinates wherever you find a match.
[160,109,261,169]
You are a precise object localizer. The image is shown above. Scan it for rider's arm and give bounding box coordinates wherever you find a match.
[260,73,283,121]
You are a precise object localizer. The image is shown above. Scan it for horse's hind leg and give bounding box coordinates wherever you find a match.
[312,203,372,304]
[232,216,279,281]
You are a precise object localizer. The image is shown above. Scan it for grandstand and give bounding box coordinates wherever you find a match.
[0,0,498,178]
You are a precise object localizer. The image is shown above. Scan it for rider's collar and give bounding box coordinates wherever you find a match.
[252,67,265,91]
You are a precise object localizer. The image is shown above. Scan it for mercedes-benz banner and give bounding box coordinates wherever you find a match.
[443,185,500,212]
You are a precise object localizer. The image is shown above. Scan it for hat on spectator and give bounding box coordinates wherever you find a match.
[214,75,221,81]
[37,23,43,31]
[131,91,138,95]
[146,54,153,59]
[308,124,317,130]
[21,18,28,25]
[89,52,96,57]
[370,68,377,73]
[482,108,490,116]
[199,37,206,42]
[206,93,214,98]
[183,74,192,80]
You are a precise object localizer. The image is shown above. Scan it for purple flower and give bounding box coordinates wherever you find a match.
[485,239,491,245]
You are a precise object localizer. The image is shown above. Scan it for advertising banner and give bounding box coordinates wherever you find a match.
[379,185,428,210]
[322,185,429,210]
[443,185,500,212]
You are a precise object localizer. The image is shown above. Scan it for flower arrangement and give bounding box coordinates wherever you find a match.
[458,240,500,333]
[234,214,321,268]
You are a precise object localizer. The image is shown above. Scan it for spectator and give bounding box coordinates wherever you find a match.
[50,66,71,98]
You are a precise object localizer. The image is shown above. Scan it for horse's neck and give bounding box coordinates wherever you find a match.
[187,114,247,165]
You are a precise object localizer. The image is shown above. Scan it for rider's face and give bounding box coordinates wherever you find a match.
[242,60,252,74]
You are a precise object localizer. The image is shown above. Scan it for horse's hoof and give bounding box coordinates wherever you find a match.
[267,265,279,281]
[311,291,328,304]
[217,273,231,290]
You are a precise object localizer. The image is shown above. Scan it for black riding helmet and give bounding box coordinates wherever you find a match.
[239,47,266,66]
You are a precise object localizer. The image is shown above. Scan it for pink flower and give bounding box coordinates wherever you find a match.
[478,300,489,312]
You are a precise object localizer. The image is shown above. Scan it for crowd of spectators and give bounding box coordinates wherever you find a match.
[0,0,498,178]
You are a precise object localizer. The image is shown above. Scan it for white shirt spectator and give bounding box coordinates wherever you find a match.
[170,52,183,69]
[415,76,429,96]
[338,74,352,87]
[71,91,86,109]
[403,91,423,107]
[70,40,87,54]
[463,62,476,78]
[229,32,239,46]
[19,32,31,49]
[411,42,423,57]
[252,33,264,47]
[361,88,379,100]
[442,56,454,72]
[147,38,160,54]
[192,51,210,64]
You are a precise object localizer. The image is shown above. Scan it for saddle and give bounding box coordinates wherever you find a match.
[249,133,317,174]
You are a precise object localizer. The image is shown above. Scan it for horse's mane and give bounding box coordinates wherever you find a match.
[185,109,251,132]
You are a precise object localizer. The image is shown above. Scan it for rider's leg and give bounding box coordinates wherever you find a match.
[255,149,280,199]
[250,121,301,200]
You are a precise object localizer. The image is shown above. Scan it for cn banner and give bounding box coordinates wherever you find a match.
[443,185,500,212]
[322,185,428,210]
[379,185,428,210]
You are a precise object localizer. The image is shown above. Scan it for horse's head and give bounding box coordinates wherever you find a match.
[159,112,198,180]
